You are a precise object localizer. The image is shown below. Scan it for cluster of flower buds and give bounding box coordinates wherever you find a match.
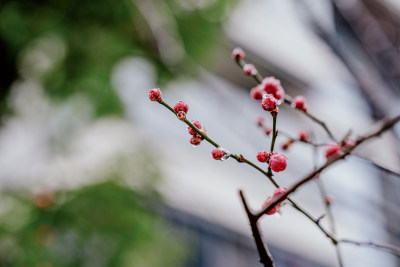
[292,96,308,112]
[248,76,284,116]
[262,187,288,215]
[256,151,288,172]
[187,120,206,146]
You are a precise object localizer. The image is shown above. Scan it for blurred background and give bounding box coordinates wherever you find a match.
[1,0,400,266]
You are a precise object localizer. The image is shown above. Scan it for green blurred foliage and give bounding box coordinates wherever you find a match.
[0,181,189,267]
[0,0,238,117]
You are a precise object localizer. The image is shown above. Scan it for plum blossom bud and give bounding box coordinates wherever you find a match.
[264,127,272,136]
[262,197,279,215]
[149,88,162,102]
[292,96,307,112]
[257,151,270,162]
[232,47,245,59]
[174,101,189,120]
[261,96,277,112]
[190,136,202,146]
[211,148,227,160]
[269,153,288,172]
[261,77,281,95]
[273,88,285,101]
[250,85,263,101]
[188,121,202,136]
[256,116,264,127]
[243,64,257,76]
[325,195,335,206]
[281,139,294,150]
[325,143,341,158]
[273,187,288,200]
[298,129,310,142]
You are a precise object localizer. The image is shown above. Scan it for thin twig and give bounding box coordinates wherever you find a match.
[352,151,400,179]
[239,190,275,267]
[339,239,400,257]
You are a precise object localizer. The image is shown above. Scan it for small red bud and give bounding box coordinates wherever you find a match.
[190,136,202,146]
[269,153,288,172]
[243,64,257,76]
[256,116,264,127]
[281,139,294,150]
[149,88,162,102]
[325,195,335,206]
[188,121,202,136]
[250,85,263,101]
[273,187,288,200]
[211,148,227,160]
[325,143,341,159]
[256,151,270,162]
[174,101,189,120]
[261,77,281,95]
[293,96,307,112]
[232,47,245,59]
[264,127,272,136]
[298,129,310,142]
[262,197,279,215]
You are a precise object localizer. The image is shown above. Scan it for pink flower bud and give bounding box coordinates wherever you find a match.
[325,195,335,206]
[256,116,264,127]
[264,127,272,135]
[174,101,189,120]
[261,96,277,112]
[273,187,288,200]
[232,47,245,59]
[262,197,279,215]
[293,96,307,112]
[188,121,202,136]
[256,151,270,162]
[190,136,202,146]
[211,148,227,160]
[298,129,310,142]
[281,139,294,151]
[261,77,281,95]
[269,153,288,172]
[250,85,263,100]
[273,88,285,101]
[325,143,341,158]
[149,88,162,102]
[243,64,257,76]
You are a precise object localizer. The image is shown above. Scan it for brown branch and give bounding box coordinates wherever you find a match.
[239,190,275,267]
[255,114,400,219]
